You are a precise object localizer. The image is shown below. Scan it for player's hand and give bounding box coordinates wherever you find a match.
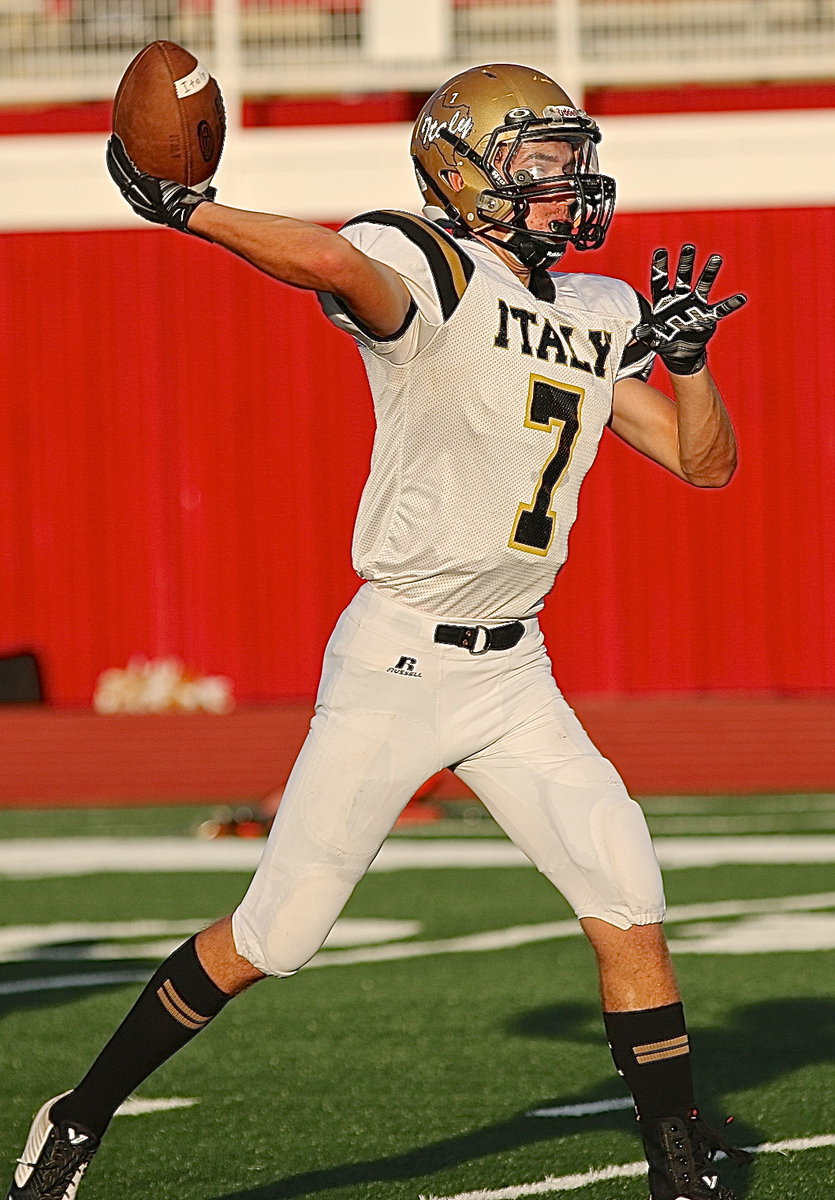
[633,245,747,375]
[106,134,216,234]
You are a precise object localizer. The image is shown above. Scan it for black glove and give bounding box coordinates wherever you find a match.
[106,134,215,234]
[634,245,747,375]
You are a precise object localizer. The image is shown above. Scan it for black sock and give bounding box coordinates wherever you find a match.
[603,1002,695,1120]
[50,937,231,1138]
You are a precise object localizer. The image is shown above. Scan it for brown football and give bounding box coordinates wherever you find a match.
[112,40,225,189]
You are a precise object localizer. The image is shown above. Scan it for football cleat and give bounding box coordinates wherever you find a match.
[6,1094,99,1200]
[640,1108,753,1200]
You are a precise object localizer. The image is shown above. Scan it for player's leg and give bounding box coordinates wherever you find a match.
[452,639,749,1198]
[6,927,259,1200]
[454,704,690,1103]
[230,703,438,978]
[230,588,447,977]
[7,587,442,1200]
[580,917,691,1114]
[27,698,409,1148]
[580,915,680,1009]
[51,922,262,1131]
[458,751,748,1195]
[579,917,751,1198]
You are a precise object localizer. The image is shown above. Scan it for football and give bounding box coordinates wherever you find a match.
[112,40,225,189]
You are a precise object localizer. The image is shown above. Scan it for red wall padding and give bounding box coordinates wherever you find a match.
[1,207,833,704]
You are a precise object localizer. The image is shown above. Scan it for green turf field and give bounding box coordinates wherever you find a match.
[1,796,834,1199]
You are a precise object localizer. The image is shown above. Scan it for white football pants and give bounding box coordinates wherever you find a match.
[232,584,665,977]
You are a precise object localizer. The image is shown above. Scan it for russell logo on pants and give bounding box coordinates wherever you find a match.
[387,656,422,677]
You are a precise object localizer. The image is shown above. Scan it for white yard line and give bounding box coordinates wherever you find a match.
[305,921,582,968]
[668,911,835,954]
[0,971,148,995]
[665,891,835,921]
[528,1099,634,1119]
[0,837,526,877]
[422,1160,646,1199]
[116,1097,197,1116]
[0,920,202,958]
[656,837,835,868]
[6,888,835,998]
[3,836,835,878]
[0,917,421,961]
[2,891,835,994]
[419,1135,835,1200]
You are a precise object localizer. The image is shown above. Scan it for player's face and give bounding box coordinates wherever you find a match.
[497,137,578,232]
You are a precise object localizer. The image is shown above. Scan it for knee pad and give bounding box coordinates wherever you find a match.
[534,786,665,930]
[585,792,666,929]
[232,865,363,978]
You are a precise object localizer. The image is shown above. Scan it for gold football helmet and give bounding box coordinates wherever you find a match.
[411,63,615,267]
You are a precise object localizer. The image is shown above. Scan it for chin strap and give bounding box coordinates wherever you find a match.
[477,227,566,271]
[468,228,558,300]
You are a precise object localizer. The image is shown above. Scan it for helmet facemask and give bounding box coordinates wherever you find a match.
[480,124,614,255]
[437,116,615,267]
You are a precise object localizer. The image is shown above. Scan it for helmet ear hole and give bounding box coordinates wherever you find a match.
[440,168,465,193]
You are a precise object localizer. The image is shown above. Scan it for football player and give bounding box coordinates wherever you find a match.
[8,64,751,1200]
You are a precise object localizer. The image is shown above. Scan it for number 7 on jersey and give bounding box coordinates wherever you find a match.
[509,376,585,556]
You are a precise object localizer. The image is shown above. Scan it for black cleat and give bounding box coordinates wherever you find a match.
[7,1095,99,1200]
[641,1108,753,1200]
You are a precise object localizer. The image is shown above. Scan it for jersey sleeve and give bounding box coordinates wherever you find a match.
[616,288,655,383]
[317,210,475,364]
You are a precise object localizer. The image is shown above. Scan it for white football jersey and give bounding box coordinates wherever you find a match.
[319,211,653,621]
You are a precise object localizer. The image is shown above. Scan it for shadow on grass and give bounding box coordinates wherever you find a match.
[0,961,150,1020]
[214,1108,600,1200]
[205,995,835,1200]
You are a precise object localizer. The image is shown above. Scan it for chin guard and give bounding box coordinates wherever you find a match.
[479,227,567,270]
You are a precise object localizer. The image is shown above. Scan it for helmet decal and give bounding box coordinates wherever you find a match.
[543,104,586,122]
[417,106,475,151]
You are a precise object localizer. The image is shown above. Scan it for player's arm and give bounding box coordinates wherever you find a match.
[189,203,411,337]
[105,134,411,338]
[610,245,746,487]
[611,370,737,486]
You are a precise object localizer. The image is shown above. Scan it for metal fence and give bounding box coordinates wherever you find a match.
[2,0,834,107]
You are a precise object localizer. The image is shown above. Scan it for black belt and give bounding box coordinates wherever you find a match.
[434,621,525,655]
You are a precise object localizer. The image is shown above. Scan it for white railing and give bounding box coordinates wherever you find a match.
[2,0,834,108]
